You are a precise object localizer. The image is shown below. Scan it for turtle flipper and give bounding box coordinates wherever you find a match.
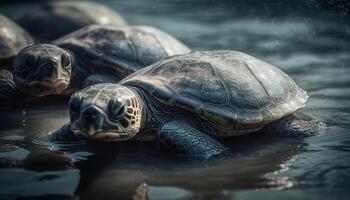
[83,74,121,87]
[50,123,84,142]
[157,120,229,159]
[265,113,325,137]
[0,69,24,110]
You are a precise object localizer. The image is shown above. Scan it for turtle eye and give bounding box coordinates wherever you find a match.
[15,65,30,79]
[108,99,125,121]
[69,96,82,119]
[61,53,71,69]
[25,54,37,69]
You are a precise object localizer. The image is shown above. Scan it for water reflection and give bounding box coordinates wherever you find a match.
[0,99,307,199]
[72,131,306,199]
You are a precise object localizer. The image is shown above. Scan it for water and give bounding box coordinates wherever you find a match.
[0,0,349,199]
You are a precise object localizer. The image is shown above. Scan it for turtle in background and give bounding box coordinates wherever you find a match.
[14,1,127,42]
[0,15,34,67]
[8,25,190,99]
[0,15,33,109]
[52,50,324,159]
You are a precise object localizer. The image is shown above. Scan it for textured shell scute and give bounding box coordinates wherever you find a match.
[54,25,190,73]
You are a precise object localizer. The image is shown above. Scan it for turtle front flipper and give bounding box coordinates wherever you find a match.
[51,123,84,142]
[157,120,229,159]
[265,112,325,137]
[0,69,24,110]
[83,74,121,87]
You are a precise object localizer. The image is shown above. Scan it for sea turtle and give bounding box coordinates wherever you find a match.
[52,50,324,158]
[14,1,127,42]
[11,24,191,98]
[0,15,33,67]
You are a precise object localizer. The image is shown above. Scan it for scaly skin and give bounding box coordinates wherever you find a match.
[264,113,325,138]
[157,120,229,159]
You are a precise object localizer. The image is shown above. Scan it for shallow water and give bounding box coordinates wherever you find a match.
[0,0,350,199]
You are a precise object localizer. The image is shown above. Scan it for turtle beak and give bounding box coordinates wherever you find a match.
[35,59,59,81]
[77,132,134,141]
[80,106,104,135]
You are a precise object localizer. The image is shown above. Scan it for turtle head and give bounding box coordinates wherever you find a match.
[13,44,72,97]
[69,84,144,142]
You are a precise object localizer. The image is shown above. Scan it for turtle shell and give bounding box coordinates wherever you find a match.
[121,51,308,136]
[54,25,191,79]
[15,1,127,42]
[0,15,33,66]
